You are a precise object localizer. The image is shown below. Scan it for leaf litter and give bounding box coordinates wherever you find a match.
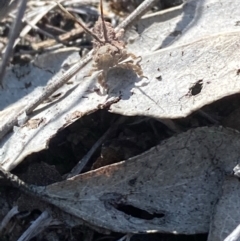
[1,0,240,241]
[1,126,240,239]
[2,0,240,171]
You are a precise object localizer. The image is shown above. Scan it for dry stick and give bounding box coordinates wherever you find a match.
[0,0,27,87]
[24,19,66,45]
[0,0,158,141]
[99,0,108,42]
[0,206,19,232]
[56,1,104,44]
[17,211,53,241]
[10,1,66,49]
[115,0,157,31]
[0,51,92,141]
[31,27,85,51]
[67,117,125,178]
[197,110,219,124]
[117,234,133,241]
[67,125,112,178]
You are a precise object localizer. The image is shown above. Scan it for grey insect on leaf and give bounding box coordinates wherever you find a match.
[57,0,145,95]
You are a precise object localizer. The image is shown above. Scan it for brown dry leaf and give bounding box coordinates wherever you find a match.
[18,126,240,240]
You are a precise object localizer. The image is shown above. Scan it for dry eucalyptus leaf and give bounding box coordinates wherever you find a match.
[2,30,240,171]
[110,31,240,117]
[1,0,240,171]
[208,177,240,241]
[129,0,240,52]
[0,49,111,171]
[15,127,240,240]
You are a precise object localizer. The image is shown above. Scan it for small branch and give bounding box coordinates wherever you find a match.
[100,0,108,43]
[67,117,124,178]
[0,206,19,233]
[17,211,53,241]
[117,234,133,241]
[116,0,158,31]
[56,1,104,44]
[0,0,27,87]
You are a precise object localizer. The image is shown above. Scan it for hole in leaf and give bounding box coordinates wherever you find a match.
[190,80,203,96]
[115,204,164,220]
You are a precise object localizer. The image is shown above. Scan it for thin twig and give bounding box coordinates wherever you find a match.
[56,1,104,44]
[0,206,19,233]
[67,117,125,178]
[115,0,158,31]
[100,0,108,42]
[0,0,27,87]
[67,126,112,178]
[17,211,53,241]
[9,1,66,49]
[0,51,92,140]
[197,109,219,124]
[117,234,133,241]
[0,0,157,141]
[24,19,66,45]
[31,27,85,51]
